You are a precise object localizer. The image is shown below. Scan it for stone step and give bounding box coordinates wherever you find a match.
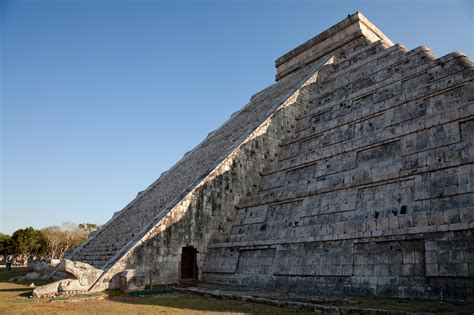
[334,40,384,68]
[263,54,470,177]
[298,47,430,122]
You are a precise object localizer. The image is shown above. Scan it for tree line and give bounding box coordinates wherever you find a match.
[0,223,98,262]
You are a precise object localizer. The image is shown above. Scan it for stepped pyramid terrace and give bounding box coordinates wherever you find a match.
[34,12,474,300]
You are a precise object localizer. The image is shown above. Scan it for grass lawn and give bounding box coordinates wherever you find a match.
[0,267,313,314]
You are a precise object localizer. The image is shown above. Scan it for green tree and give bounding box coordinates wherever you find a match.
[10,227,47,259]
[0,233,12,256]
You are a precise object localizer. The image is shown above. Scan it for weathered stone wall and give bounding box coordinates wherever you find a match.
[202,37,474,300]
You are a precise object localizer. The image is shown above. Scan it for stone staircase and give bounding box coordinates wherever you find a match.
[68,40,348,270]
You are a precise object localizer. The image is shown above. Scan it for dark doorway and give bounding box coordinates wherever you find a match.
[181,246,197,280]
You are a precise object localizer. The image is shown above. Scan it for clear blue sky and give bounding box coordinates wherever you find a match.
[1,0,473,234]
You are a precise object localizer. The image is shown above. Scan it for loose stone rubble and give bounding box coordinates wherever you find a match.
[35,12,474,300]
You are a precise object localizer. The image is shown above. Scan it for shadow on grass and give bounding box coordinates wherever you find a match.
[110,288,474,315]
[349,295,474,314]
[19,290,33,298]
[0,267,54,287]
[0,267,30,284]
[0,288,30,292]
[109,293,312,314]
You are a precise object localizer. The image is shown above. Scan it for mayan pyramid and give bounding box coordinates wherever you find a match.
[51,12,473,300]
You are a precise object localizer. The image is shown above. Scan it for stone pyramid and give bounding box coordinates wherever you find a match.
[48,12,473,299]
